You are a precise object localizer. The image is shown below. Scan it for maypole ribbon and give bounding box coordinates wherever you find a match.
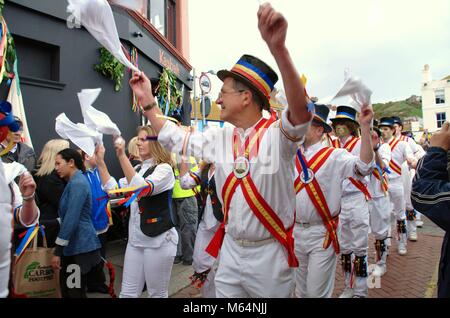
[0,18,9,85]
[300,74,315,112]
[107,181,154,208]
[102,257,117,298]
[156,114,180,125]
[0,131,14,156]
[130,47,139,112]
[14,224,40,263]
[296,148,310,182]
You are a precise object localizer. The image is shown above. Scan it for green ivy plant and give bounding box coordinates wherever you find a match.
[1,0,17,79]
[158,68,182,114]
[94,47,124,91]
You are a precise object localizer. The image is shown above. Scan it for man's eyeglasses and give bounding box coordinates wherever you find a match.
[217,90,246,100]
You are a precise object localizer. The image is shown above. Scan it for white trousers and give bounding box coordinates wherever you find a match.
[369,195,391,240]
[294,224,337,298]
[340,192,370,256]
[120,240,177,298]
[214,234,293,298]
[402,163,414,211]
[388,178,405,221]
[192,220,219,298]
[0,209,12,298]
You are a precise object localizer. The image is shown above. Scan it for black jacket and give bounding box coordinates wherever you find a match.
[411,147,450,298]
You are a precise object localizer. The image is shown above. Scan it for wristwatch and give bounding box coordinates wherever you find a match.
[143,101,157,112]
[374,143,380,152]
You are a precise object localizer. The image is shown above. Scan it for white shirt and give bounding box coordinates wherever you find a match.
[295,141,374,224]
[334,136,370,195]
[180,167,219,231]
[386,137,414,180]
[368,143,391,198]
[0,162,12,298]
[103,159,178,248]
[399,135,426,160]
[159,109,310,241]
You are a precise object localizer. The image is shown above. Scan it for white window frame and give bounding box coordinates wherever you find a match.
[436,112,446,128]
[435,88,445,104]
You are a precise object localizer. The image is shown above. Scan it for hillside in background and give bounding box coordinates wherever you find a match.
[373,95,422,120]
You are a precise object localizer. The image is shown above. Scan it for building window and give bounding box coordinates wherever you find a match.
[148,0,177,47]
[167,0,177,47]
[149,0,166,36]
[435,89,445,104]
[436,112,446,128]
[14,35,60,81]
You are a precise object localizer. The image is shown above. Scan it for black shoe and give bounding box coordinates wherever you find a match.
[87,284,109,294]
[182,260,192,266]
[174,256,182,264]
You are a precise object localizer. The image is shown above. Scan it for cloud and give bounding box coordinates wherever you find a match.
[188,0,450,103]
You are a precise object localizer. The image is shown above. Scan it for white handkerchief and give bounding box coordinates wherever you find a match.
[55,113,102,157]
[78,88,121,136]
[1,161,27,184]
[67,0,140,73]
[317,76,372,112]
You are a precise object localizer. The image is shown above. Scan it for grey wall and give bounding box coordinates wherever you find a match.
[2,1,192,178]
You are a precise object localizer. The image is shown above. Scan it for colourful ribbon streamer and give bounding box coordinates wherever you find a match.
[296,148,310,182]
[14,225,40,263]
[0,131,15,156]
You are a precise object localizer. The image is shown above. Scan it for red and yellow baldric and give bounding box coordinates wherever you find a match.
[206,116,299,267]
[388,138,402,175]
[295,147,340,254]
[331,136,359,152]
[332,136,372,201]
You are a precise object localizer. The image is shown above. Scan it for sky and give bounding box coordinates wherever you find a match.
[188,0,450,104]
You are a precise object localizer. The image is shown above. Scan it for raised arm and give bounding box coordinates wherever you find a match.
[257,3,312,126]
[17,172,39,226]
[358,106,375,165]
[129,72,167,134]
[95,144,115,187]
[113,136,136,185]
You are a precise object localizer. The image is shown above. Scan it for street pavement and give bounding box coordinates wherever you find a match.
[89,216,444,298]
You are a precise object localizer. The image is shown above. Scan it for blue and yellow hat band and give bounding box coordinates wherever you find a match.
[231,59,274,99]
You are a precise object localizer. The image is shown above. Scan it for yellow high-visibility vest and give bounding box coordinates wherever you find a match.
[172,154,201,199]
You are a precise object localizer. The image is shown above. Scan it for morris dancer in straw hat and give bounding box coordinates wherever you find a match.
[392,116,425,241]
[179,161,223,298]
[293,104,374,298]
[378,117,416,256]
[129,2,313,297]
[368,120,392,277]
[330,106,373,298]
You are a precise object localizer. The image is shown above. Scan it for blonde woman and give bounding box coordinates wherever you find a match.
[96,126,178,298]
[127,136,141,166]
[33,139,69,247]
